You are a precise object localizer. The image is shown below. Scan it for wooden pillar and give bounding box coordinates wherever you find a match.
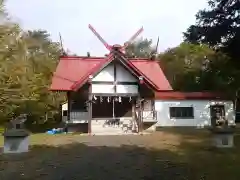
[137,84,143,133]
[132,98,138,133]
[67,91,71,122]
[88,85,92,134]
[139,98,143,133]
[136,97,143,133]
[132,100,136,122]
[151,100,156,120]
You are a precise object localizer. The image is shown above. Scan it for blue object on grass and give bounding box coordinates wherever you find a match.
[46,128,63,134]
[46,130,54,134]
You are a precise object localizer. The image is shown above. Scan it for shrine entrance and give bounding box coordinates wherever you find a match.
[92,96,134,119]
[89,58,140,134]
[91,95,137,135]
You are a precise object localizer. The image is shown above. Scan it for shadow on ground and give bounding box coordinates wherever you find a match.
[0,143,198,180]
[156,127,211,137]
[0,132,240,180]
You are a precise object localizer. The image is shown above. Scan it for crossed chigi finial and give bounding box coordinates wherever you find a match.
[88,24,143,53]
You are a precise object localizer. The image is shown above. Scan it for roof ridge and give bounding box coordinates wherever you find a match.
[60,55,106,58]
[130,59,158,63]
[60,56,106,61]
[61,56,157,62]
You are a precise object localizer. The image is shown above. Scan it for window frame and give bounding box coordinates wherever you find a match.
[169,107,194,119]
[62,110,68,116]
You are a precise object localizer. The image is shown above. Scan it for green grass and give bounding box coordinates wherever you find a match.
[0,132,81,147]
[0,126,3,146]
[0,136,2,146]
[157,128,240,179]
[0,126,4,133]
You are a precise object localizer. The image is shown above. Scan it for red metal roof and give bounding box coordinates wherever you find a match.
[155,91,230,100]
[50,56,172,91]
[131,59,172,91]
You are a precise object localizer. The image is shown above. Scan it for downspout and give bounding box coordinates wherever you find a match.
[234,88,240,122]
[235,89,240,111]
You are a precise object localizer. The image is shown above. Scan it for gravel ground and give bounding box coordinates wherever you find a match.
[0,133,206,180]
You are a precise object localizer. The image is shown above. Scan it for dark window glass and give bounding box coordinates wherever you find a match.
[169,107,194,119]
[63,110,68,116]
[15,124,21,129]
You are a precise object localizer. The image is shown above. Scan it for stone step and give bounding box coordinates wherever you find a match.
[91,119,132,125]
[142,118,157,122]
[91,119,139,135]
[92,127,123,132]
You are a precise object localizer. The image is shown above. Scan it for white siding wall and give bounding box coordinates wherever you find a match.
[116,64,137,82]
[92,64,114,82]
[92,84,115,93]
[116,85,138,94]
[62,103,68,123]
[62,103,68,112]
[91,62,138,94]
[155,100,235,127]
[92,63,137,82]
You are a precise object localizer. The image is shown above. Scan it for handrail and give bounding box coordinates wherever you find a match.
[142,110,157,120]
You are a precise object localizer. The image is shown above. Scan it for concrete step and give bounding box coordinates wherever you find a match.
[92,126,123,132]
[92,132,138,135]
[142,118,157,122]
[91,119,139,135]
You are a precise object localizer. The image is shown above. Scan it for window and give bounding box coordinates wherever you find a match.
[169,107,194,119]
[15,124,21,129]
[71,100,88,112]
[70,91,88,112]
[63,110,68,116]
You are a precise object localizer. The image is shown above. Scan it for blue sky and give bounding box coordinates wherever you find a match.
[6,0,208,56]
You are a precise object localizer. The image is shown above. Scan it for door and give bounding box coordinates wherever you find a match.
[210,105,225,127]
[92,97,113,118]
[114,97,133,118]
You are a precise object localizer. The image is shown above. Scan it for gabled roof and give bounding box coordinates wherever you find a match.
[50,55,172,91]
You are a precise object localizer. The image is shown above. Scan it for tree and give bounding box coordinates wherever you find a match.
[184,0,240,62]
[125,39,230,93]
[125,38,155,58]
[183,0,240,96]
[0,2,65,125]
[159,43,232,92]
